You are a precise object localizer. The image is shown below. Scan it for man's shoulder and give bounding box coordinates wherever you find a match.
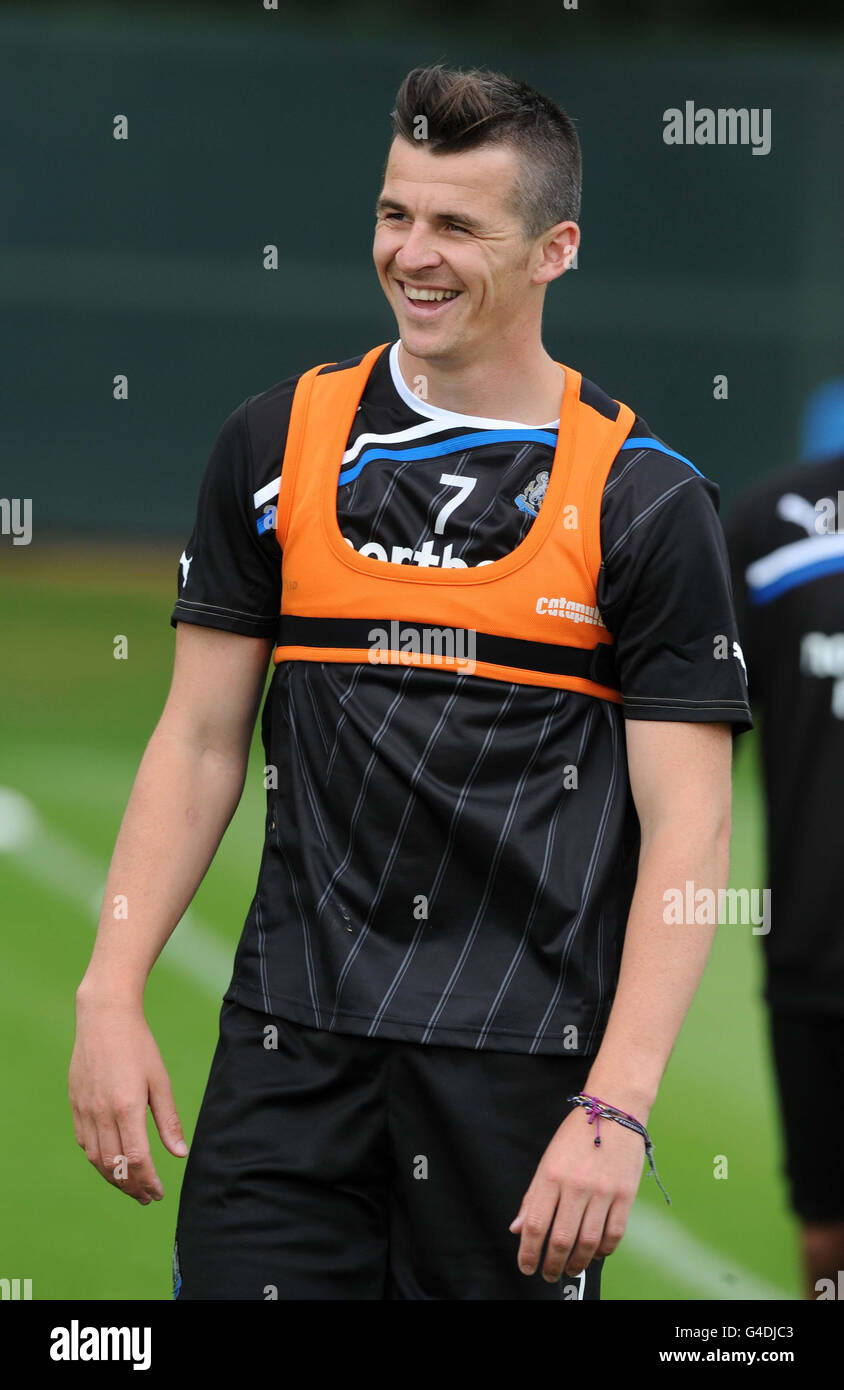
[577,373,626,425]
[578,374,708,490]
[248,344,379,407]
[242,347,376,440]
[571,381,720,585]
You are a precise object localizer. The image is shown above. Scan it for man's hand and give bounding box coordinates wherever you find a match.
[67,626,273,1208]
[509,1104,645,1280]
[69,994,188,1205]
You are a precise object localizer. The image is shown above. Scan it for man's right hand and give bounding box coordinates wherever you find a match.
[69,993,188,1205]
[67,626,273,1206]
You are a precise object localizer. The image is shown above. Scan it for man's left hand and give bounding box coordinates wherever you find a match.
[509,1105,646,1281]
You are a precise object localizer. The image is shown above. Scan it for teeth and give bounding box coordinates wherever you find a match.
[403,285,459,302]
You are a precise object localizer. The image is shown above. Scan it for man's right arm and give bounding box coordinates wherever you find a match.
[69,621,274,1205]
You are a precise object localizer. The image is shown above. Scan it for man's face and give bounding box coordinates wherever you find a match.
[373,136,546,364]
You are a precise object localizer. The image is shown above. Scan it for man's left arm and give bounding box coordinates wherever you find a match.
[511,716,733,1282]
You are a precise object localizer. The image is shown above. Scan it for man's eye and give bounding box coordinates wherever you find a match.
[446,223,468,233]
[383,212,405,222]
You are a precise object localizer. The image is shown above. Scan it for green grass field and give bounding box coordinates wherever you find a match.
[0,541,800,1301]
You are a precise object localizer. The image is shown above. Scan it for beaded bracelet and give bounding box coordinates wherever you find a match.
[567,1091,671,1205]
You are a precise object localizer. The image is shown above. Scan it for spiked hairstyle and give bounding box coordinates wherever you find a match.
[389,64,582,240]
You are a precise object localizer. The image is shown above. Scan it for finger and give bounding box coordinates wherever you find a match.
[559,1194,612,1278]
[516,1181,560,1276]
[114,1105,164,1202]
[508,1193,528,1234]
[95,1119,152,1204]
[79,1115,103,1178]
[149,1072,188,1159]
[70,1105,86,1151]
[595,1191,635,1258]
[537,1181,591,1282]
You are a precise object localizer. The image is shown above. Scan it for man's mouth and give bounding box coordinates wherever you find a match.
[395,280,463,317]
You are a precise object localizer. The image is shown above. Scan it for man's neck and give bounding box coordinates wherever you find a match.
[397,341,565,425]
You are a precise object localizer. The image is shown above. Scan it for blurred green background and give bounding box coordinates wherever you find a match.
[3,0,842,1301]
[2,3,843,525]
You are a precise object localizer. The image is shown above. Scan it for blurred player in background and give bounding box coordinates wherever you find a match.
[727,378,844,1299]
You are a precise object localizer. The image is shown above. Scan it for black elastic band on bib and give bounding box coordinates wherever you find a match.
[276,616,619,690]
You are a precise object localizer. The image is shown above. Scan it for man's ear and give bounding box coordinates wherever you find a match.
[534,221,579,286]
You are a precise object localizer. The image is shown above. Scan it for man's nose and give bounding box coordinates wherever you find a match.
[394,224,442,269]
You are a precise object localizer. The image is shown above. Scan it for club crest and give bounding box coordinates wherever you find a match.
[515,470,550,517]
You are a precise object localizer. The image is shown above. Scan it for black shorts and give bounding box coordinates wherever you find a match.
[769,1010,844,1223]
[174,999,605,1300]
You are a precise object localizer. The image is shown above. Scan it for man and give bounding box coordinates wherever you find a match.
[69,64,751,1301]
[726,381,844,1300]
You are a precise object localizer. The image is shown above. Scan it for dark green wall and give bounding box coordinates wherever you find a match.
[2,9,842,532]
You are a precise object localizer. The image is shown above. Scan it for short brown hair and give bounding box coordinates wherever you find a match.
[389,64,582,239]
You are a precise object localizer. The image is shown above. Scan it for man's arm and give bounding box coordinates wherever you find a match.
[69,622,274,1205]
[511,718,732,1281]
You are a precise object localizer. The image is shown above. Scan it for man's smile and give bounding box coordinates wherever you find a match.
[395,279,464,317]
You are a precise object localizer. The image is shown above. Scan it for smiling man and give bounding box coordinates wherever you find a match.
[374,132,573,424]
[70,64,752,1301]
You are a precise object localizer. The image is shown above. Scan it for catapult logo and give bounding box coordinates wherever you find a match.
[49,1321,151,1372]
[536,595,607,630]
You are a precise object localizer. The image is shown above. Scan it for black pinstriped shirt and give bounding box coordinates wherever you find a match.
[171,343,751,1056]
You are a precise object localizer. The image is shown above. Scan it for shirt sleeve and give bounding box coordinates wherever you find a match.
[724,494,766,707]
[170,397,283,638]
[597,438,753,731]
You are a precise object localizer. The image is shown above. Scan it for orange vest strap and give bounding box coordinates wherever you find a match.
[276,345,388,551]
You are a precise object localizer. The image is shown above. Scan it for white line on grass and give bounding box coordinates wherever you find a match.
[0,785,795,1301]
[624,1204,792,1301]
[0,785,235,995]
